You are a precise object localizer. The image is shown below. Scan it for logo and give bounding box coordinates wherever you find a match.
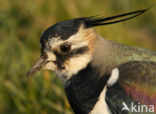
[121,102,154,113]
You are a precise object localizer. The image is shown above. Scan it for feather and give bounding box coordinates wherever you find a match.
[106,61,156,113]
[81,8,149,28]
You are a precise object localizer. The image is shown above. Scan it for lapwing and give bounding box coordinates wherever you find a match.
[27,8,156,114]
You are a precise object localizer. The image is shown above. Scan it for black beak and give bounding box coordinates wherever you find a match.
[26,58,48,77]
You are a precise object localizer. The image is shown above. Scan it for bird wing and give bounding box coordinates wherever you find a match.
[106,61,156,113]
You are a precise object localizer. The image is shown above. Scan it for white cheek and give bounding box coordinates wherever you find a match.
[63,53,92,78]
[46,52,56,61]
[44,62,56,71]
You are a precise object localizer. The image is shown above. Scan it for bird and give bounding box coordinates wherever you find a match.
[27,8,156,114]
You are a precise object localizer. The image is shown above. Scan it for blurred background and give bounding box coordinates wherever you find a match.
[0,0,156,114]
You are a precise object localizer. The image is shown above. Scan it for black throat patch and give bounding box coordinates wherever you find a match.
[64,63,110,114]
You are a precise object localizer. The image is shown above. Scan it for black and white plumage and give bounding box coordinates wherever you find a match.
[27,8,156,114]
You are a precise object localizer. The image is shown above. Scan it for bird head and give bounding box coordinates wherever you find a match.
[27,19,97,81]
[27,9,147,82]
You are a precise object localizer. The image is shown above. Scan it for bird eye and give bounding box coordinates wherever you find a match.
[60,43,71,53]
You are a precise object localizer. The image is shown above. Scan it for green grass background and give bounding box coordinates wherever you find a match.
[0,0,156,114]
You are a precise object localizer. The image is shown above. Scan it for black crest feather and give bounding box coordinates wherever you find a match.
[81,8,149,28]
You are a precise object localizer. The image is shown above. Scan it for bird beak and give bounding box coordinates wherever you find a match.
[26,58,48,77]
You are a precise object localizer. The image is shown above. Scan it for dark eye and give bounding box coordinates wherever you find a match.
[60,43,71,53]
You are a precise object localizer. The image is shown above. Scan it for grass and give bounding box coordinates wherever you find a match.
[0,0,156,113]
